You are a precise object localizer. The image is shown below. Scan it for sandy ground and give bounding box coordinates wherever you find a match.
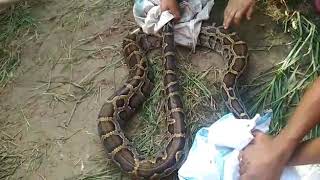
[0,0,292,179]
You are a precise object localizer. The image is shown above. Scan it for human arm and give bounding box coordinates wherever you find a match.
[239,77,320,180]
[288,138,320,166]
[223,0,255,29]
[160,0,181,21]
[276,77,320,158]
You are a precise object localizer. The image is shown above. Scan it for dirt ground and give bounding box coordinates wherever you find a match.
[0,0,292,179]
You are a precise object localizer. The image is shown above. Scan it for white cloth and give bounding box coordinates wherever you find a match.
[296,165,320,180]
[178,112,301,180]
[133,0,214,50]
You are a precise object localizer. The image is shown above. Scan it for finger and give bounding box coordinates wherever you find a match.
[160,3,164,11]
[160,1,166,11]
[170,1,181,20]
[169,9,181,22]
[223,10,235,29]
[233,10,245,26]
[171,9,181,20]
[246,4,254,20]
[223,7,230,23]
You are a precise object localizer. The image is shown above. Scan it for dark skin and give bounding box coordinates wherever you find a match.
[159,0,320,179]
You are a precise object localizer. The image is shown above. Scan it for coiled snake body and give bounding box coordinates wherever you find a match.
[97,22,249,179]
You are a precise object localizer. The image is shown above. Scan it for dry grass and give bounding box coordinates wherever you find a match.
[1,0,319,179]
[0,1,37,87]
[0,114,50,179]
[0,1,41,179]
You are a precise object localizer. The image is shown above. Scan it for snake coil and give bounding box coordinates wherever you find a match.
[97,22,249,179]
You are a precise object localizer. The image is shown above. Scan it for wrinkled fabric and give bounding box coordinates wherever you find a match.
[178,112,301,180]
[133,0,214,50]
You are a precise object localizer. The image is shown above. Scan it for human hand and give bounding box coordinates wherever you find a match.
[223,0,255,29]
[160,0,181,21]
[239,131,290,180]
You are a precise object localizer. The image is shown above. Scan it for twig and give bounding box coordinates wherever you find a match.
[77,26,119,45]
[56,128,83,143]
[78,59,122,85]
[13,129,23,138]
[19,107,30,129]
[1,131,14,140]
[42,92,67,104]
[38,174,46,180]
[36,80,86,91]
[62,101,80,128]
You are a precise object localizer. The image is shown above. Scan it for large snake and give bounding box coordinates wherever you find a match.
[97,21,249,179]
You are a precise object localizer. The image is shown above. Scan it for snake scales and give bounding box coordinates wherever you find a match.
[97,21,249,179]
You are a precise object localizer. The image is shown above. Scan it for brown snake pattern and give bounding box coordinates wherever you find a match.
[97,22,250,179]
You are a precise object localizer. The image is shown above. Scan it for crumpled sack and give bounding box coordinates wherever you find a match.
[178,112,301,180]
[133,0,214,50]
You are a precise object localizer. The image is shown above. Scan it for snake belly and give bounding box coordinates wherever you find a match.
[97,22,250,179]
